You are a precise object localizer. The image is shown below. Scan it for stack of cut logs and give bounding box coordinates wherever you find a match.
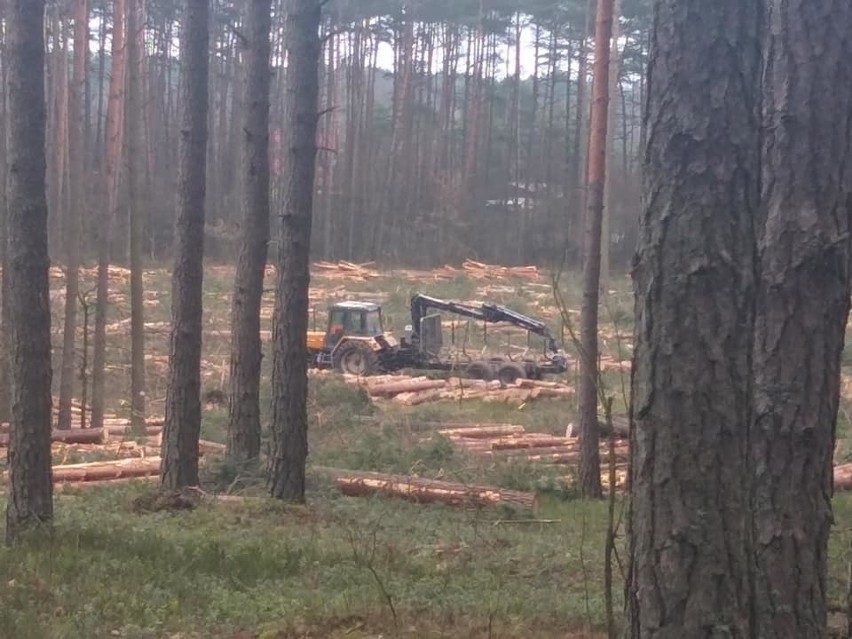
[460,259,541,281]
[336,373,574,406]
[436,423,629,490]
[311,260,381,281]
[0,406,226,490]
[438,424,628,464]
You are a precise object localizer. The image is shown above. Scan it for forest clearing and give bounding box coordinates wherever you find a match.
[4,263,852,637]
[2,0,851,636]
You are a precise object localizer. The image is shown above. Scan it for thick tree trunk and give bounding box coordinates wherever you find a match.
[750,1,852,635]
[126,0,146,432]
[5,0,54,540]
[268,0,321,503]
[57,0,88,431]
[226,0,272,463]
[626,0,760,635]
[92,0,126,431]
[161,0,209,491]
[0,22,10,425]
[576,0,614,500]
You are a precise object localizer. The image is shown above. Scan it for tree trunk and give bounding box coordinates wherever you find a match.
[126,0,146,432]
[227,0,272,463]
[58,0,89,431]
[572,0,594,201]
[576,0,614,500]
[92,0,126,431]
[0,16,10,425]
[600,0,622,288]
[626,1,760,635]
[268,0,321,503]
[161,0,209,491]
[5,0,54,541]
[750,1,852,635]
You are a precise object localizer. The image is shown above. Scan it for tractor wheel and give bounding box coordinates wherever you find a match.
[466,360,494,381]
[496,362,526,386]
[333,341,380,376]
[523,359,543,380]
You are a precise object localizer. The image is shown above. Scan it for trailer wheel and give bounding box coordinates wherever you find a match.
[523,360,543,380]
[496,362,526,386]
[466,361,494,381]
[334,341,380,376]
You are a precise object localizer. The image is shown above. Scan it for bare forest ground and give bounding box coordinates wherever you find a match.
[1,261,852,638]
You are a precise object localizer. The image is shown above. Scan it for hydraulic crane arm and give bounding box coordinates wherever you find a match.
[409,293,561,354]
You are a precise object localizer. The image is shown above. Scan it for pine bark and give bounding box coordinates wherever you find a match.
[57,0,88,430]
[576,0,614,500]
[92,0,126,431]
[268,0,321,502]
[161,0,209,491]
[626,0,760,635]
[0,15,10,424]
[750,1,852,635]
[5,0,54,540]
[227,0,272,462]
[126,0,146,432]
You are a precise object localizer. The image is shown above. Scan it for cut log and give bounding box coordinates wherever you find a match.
[532,387,575,398]
[53,475,159,491]
[527,451,629,465]
[103,424,163,437]
[0,428,106,446]
[490,435,572,451]
[439,425,526,439]
[835,463,852,491]
[47,457,162,483]
[516,379,563,389]
[392,388,446,406]
[368,379,447,398]
[316,467,537,510]
[198,439,227,455]
[494,443,629,459]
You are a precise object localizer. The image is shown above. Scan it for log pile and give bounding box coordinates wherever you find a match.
[0,428,106,446]
[312,261,381,281]
[335,372,574,407]
[49,457,162,483]
[316,467,538,511]
[461,259,541,281]
[438,423,629,467]
[52,439,161,462]
[391,261,543,282]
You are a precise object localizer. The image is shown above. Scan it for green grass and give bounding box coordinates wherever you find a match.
[0,487,615,638]
[3,486,852,638]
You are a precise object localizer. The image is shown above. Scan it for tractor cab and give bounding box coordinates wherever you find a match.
[324,301,384,348]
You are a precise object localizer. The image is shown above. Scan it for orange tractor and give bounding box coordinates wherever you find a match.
[307,294,568,384]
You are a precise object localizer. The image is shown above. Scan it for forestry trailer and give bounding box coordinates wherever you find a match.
[306,294,568,384]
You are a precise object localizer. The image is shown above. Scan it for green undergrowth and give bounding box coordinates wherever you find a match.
[0,486,615,638]
[198,375,582,498]
[3,487,852,637]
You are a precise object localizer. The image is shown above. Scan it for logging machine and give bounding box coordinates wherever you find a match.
[306,294,568,384]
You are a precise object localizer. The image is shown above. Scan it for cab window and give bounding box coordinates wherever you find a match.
[364,310,383,336]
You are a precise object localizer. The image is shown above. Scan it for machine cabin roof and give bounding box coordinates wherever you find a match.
[329,301,381,313]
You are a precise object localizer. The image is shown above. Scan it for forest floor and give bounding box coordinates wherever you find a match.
[2,261,852,638]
